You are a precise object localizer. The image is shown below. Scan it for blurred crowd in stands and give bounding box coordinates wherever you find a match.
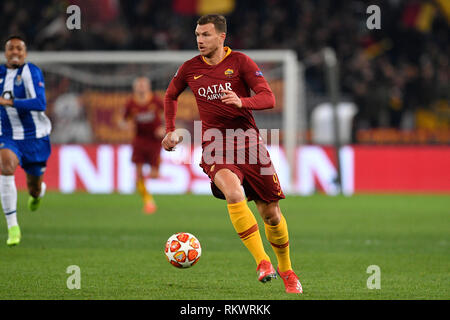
[1,0,449,142]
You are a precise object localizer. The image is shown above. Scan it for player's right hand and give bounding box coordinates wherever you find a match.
[162,131,183,151]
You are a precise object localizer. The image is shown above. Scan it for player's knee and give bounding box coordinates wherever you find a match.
[224,188,245,204]
[264,214,280,226]
[0,160,17,175]
[261,203,281,226]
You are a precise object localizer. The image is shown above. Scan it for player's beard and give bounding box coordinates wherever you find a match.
[202,45,219,59]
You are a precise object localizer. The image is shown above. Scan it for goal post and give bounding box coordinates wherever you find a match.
[17,50,305,188]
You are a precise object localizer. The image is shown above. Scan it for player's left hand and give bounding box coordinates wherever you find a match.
[221,90,242,108]
[0,97,13,106]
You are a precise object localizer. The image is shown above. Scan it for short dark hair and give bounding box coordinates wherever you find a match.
[5,35,26,45]
[197,14,227,34]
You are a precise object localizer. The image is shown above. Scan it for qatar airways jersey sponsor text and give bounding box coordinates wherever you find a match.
[197,82,232,101]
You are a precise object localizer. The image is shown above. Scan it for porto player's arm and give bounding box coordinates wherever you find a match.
[2,64,47,111]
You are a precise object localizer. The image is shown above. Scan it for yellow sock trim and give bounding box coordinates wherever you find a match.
[264,214,292,272]
[227,200,270,265]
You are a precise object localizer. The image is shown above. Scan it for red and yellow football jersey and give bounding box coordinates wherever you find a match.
[164,47,275,149]
[124,95,163,142]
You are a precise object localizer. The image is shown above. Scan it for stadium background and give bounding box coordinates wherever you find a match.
[1,0,448,195]
[0,0,449,302]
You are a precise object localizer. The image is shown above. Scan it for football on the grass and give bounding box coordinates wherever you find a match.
[165,232,201,268]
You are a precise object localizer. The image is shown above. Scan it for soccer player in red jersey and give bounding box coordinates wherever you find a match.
[162,15,303,294]
[123,77,164,214]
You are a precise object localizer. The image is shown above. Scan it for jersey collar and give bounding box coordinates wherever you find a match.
[201,46,232,66]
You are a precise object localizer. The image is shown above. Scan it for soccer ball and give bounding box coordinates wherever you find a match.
[165,232,201,268]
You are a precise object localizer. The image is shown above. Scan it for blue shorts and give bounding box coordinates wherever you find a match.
[0,136,51,176]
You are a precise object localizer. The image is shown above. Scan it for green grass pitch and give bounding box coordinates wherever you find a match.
[0,192,448,300]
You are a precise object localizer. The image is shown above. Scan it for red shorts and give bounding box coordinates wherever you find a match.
[131,138,161,166]
[199,144,285,203]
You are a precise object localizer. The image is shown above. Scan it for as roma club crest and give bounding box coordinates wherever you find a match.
[224,68,234,77]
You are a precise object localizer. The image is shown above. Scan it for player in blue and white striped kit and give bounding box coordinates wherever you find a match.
[0,36,52,246]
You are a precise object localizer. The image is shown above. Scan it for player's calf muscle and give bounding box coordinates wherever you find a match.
[27,184,41,198]
[26,175,42,198]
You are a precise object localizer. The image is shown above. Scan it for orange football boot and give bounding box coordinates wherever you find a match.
[277,268,303,294]
[143,200,157,214]
[256,260,277,283]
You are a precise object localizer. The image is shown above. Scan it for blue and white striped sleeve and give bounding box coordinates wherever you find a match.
[13,63,46,111]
